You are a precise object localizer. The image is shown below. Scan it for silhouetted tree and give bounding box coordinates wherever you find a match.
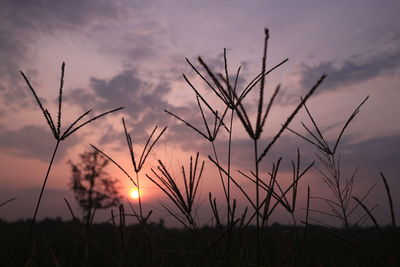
[68,150,121,227]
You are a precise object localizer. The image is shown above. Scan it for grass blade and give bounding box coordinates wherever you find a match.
[380,172,396,228]
[258,75,326,163]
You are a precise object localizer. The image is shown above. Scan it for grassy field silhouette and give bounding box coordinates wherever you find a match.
[1,28,399,267]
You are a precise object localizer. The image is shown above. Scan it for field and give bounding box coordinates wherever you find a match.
[1,28,399,267]
[1,219,399,266]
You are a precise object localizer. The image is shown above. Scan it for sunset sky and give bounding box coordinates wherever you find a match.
[1,0,399,227]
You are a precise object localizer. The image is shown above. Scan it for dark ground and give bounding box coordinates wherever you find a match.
[0,218,399,267]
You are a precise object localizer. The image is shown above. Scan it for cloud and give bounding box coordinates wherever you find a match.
[0,0,126,108]
[298,46,400,94]
[65,68,179,144]
[345,134,400,175]
[63,60,400,188]
[0,124,80,162]
[0,0,173,146]
[273,34,400,106]
[1,0,120,32]
[170,117,400,183]
[65,63,236,152]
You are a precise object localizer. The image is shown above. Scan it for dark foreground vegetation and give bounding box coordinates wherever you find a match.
[2,28,399,266]
[0,218,399,267]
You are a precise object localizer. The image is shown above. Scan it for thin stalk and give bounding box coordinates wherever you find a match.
[0,197,17,208]
[331,155,350,230]
[380,172,396,229]
[63,198,78,226]
[90,207,97,226]
[135,172,144,222]
[226,107,235,267]
[86,168,95,228]
[30,139,61,234]
[352,196,383,237]
[290,211,299,240]
[254,139,260,266]
[304,185,311,244]
[119,204,126,250]
[227,108,234,226]
[210,142,228,206]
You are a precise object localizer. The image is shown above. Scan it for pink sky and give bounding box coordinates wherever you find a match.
[1,0,399,227]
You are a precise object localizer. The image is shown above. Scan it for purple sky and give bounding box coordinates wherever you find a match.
[1,0,399,227]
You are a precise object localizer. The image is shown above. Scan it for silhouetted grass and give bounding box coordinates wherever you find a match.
[0,219,398,266]
[3,29,398,267]
[287,96,374,230]
[20,62,123,234]
[92,117,167,225]
[147,152,204,231]
[0,197,17,208]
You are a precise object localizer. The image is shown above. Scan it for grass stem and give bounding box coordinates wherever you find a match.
[380,172,396,229]
[30,139,61,235]
[254,139,260,266]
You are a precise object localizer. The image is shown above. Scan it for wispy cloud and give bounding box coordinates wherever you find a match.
[0,0,123,107]
[0,124,80,162]
[298,45,400,94]
[65,68,185,144]
[0,0,161,110]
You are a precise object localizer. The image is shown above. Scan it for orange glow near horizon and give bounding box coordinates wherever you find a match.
[129,188,140,200]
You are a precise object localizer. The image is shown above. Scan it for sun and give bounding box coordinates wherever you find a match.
[129,188,140,200]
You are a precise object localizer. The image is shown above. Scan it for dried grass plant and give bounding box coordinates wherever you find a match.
[92,117,167,224]
[146,152,204,231]
[20,62,123,233]
[9,28,397,267]
[188,28,326,265]
[287,96,374,230]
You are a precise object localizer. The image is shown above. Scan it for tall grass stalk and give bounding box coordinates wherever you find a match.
[184,28,319,265]
[231,29,323,265]
[165,93,229,210]
[352,196,383,236]
[146,153,204,231]
[184,40,288,230]
[92,117,166,224]
[8,27,397,267]
[20,62,123,234]
[380,172,396,229]
[170,48,248,262]
[304,185,311,241]
[184,55,235,227]
[287,96,373,230]
[230,150,313,228]
[190,28,325,265]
